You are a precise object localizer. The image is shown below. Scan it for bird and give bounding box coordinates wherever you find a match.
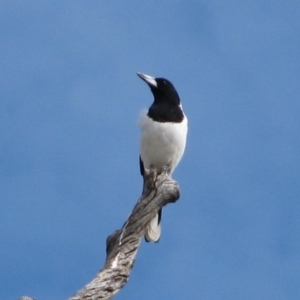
[137,72,188,242]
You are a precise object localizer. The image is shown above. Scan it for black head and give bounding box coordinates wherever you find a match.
[137,72,184,123]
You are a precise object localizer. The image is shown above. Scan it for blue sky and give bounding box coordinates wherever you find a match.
[1,1,300,299]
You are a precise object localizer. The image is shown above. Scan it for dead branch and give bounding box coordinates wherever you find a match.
[20,168,180,300]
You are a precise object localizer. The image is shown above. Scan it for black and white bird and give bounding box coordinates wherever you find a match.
[137,72,188,242]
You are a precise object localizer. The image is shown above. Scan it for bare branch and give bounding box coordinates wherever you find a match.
[21,168,180,300]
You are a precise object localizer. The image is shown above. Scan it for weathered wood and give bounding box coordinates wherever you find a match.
[20,168,180,300]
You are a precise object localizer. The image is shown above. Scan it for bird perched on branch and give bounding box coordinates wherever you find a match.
[137,72,188,242]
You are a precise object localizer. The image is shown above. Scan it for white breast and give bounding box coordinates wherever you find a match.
[139,110,188,174]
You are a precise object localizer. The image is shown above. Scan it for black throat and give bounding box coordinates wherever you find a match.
[147,102,184,123]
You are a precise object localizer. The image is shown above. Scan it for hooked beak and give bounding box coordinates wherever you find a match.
[137,72,157,87]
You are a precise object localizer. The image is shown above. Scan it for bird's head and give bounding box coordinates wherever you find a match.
[137,72,180,106]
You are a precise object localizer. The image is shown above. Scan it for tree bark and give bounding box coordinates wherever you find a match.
[21,168,180,300]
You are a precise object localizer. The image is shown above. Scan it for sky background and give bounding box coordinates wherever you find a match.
[1,1,300,299]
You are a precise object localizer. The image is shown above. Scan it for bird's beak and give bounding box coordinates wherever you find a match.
[137,72,157,87]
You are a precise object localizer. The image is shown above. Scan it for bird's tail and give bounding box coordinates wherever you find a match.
[145,209,162,243]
